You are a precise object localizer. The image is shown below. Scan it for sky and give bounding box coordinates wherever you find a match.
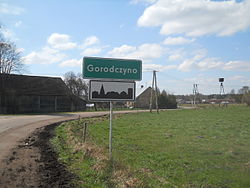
[1,0,250,95]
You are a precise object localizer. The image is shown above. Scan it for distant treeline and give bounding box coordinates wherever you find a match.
[158,90,177,109]
[175,93,249,104]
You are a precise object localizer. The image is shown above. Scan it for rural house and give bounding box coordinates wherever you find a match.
[135,87,156,109]
[0,74,86,114]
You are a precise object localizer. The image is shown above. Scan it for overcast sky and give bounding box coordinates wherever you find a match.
[1,0,250,95]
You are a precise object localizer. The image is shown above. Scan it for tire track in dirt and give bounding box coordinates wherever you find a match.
[0,123,75,188]
[0,110,149,187]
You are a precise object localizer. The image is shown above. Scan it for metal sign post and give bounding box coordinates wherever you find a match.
[109,101,113,160]
[82,56,142,161]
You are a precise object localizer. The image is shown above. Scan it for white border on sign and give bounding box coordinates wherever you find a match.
[89,80,136,102]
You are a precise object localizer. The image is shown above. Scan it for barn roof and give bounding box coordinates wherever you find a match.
[0,74,71,96]
[136,87,153,99]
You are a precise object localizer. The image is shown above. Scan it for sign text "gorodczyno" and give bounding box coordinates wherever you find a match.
[83,57,142,81]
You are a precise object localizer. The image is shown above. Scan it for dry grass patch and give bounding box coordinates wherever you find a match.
[51,117,143,187]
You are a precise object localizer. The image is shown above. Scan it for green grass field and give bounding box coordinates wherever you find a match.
[52,106,250,187]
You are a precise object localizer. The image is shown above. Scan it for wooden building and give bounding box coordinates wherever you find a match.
[0,74,86,114]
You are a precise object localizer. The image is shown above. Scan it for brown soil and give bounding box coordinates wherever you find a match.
[0,110,150,188]
[0,123,74,188]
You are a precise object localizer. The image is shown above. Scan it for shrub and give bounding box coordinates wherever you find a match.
[158,90,177,109]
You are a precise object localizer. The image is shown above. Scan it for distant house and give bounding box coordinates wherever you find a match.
[135,87,155,109]
[208,98,234,104]
[0,74,86,114]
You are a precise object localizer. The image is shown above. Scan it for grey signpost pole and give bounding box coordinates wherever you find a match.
[109,101,113,160]
[83,57,142,161]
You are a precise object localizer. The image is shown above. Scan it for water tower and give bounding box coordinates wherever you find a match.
[219,78,225,95]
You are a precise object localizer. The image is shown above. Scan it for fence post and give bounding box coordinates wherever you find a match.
[83,122,88,142]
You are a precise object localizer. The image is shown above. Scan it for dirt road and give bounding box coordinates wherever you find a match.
[0,110,148,187]
[0,112,111,162]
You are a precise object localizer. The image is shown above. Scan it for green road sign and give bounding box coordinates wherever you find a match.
[83,57,142,81]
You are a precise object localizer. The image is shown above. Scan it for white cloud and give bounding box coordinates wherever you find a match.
[0,3,25,15]
[135,43,164,59]
[24,34,104,67]
[138,0,250,36]
[228,75,245,81]
[178,57,223,72]
[177,52,250,72]
[14,21,22,28]
[108,45,136,57]
[197,58,223,71]
[82,47,102,56]
[60,59,81,67]
[47,33,77,50]
[168,54,183,61]
[168,49,186,61]
[178,59,196,72]
[178,50,207,71]
[223,61,250,71]
[184,76,216,85]
[17,48,25,53]
[24,47,66,65]
[130,0,157,5]
[143,63,177,72]
[81,36,100,48]
[108,43,164,61]
[143,64,163,72]
[1,28,16,40]
[177,49,220,72]
[164,64,178,70]
[163,37,195,45]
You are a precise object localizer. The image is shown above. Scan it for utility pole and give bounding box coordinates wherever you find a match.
[149,70,159,113]
[192,84,199,107]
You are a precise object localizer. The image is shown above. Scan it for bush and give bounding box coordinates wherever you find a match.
[158,90,177,109]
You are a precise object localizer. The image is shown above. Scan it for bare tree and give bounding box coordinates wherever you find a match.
[0,27,24,74]
[63,71,88,99]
